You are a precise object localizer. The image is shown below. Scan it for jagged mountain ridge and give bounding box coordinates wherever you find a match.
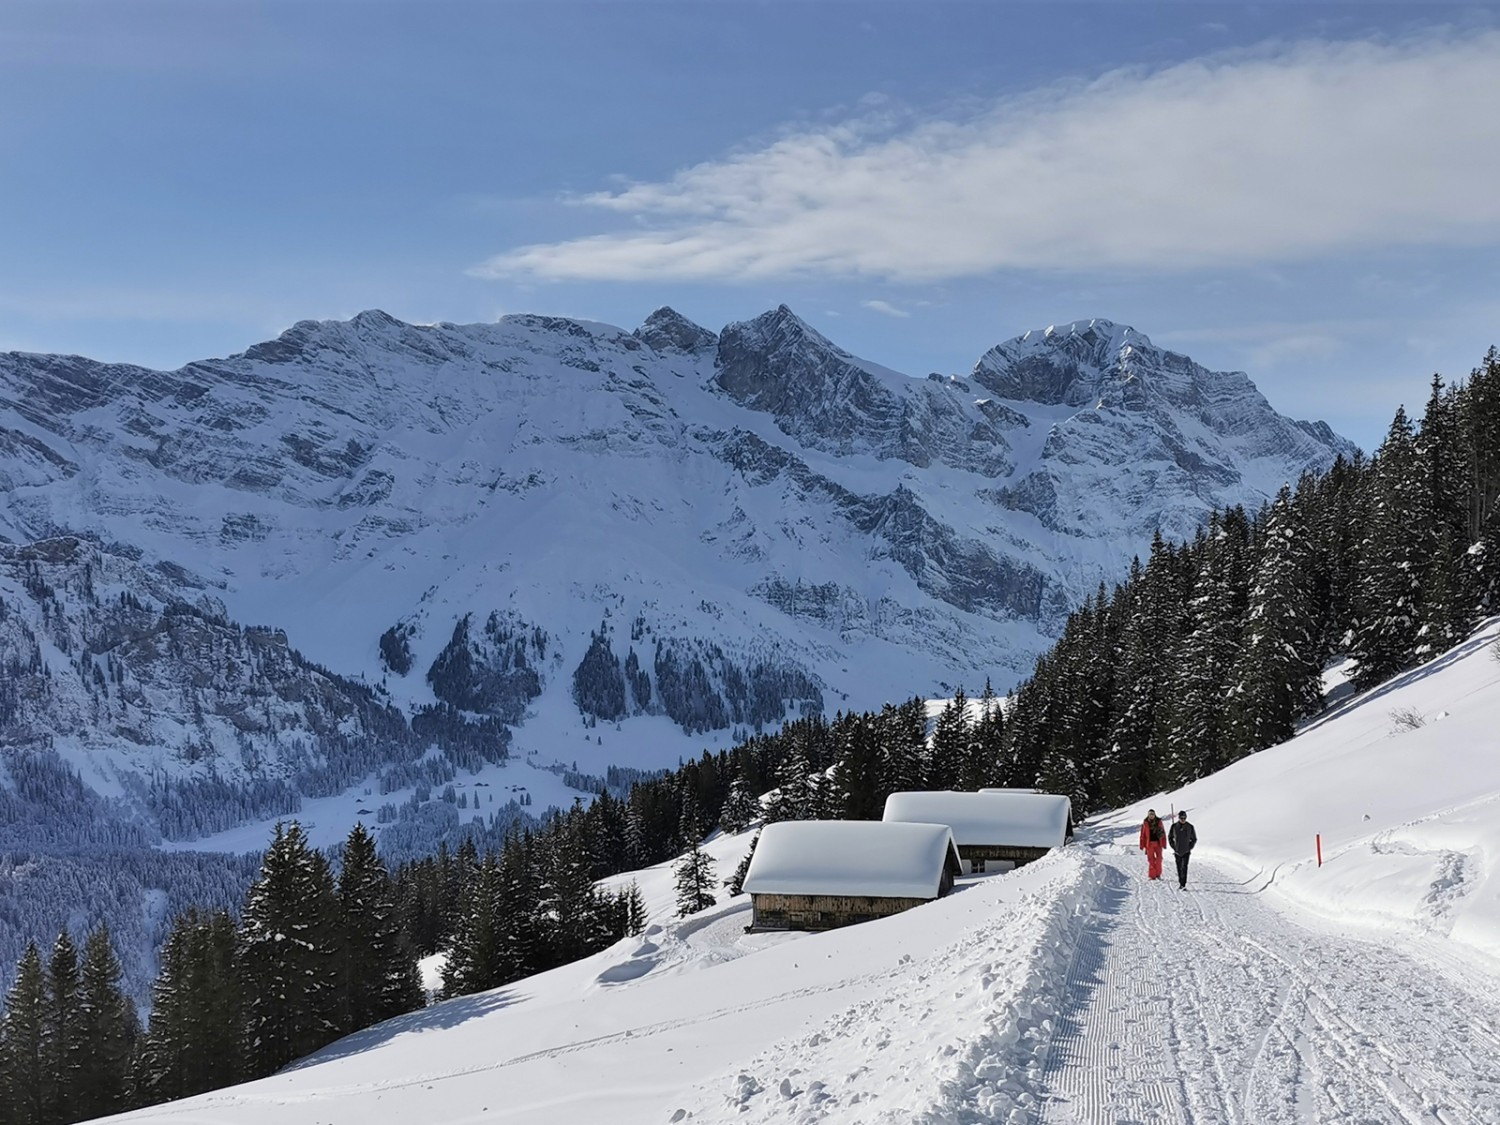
[0,307,1354,846]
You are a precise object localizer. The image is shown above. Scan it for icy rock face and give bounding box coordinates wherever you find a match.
[0,306,1354,827]
[633,306,718,355]
[713,306,1017,475]
[973,318,1359,540]
[0,537,436,845]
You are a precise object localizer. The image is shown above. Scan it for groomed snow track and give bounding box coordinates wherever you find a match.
[1037,850,1500,1124]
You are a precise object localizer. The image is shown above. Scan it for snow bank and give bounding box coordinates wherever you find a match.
[681,849,1106,1123]
[742,820,958,899]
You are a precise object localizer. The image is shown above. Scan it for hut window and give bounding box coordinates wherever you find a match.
[971,858,986,873]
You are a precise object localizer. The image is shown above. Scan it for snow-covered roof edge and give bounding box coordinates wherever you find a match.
[883,791,1071,848]
[742,820,959,899]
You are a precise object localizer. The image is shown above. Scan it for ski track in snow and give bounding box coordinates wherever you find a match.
[1037,851,1500,1125]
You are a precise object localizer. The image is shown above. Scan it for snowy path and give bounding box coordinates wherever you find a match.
[1039,850,1500,1125]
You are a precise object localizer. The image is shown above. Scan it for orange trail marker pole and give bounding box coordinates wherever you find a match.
[1316,834,1322,867]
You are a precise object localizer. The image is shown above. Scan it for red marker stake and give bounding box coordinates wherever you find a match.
[1316,834,1322,867]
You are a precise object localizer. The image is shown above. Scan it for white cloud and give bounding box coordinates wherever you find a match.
[473,32,1500,284]
[862,299,910,318]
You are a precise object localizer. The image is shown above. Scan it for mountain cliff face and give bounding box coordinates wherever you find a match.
[0,308,1355,852]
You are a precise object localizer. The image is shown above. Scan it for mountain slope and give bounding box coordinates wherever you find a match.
[0,309,1353,851]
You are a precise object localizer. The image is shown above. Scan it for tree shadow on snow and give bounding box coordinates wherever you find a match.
[285,987,523,1071]
[1295,621,1500,737]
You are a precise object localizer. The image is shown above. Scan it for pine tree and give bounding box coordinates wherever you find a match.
[0,943,47,1125]
[1099,552,1166,806]
[543,807,606,965]
[1415,375,1477,656]
[73,925,139,1122]
[964,680,1006,791]
[239,821,340,1078]
[1351,408,1429,686]
[134,909,241,1106]
[832,711,883,820]
[336,823,422,1031]
[673,837,717,917]
[880,698,928,797]
[719,771,761,834]
[724,832,759,896]
[1161,511,1248,784]
[927,688,968,789]
[46,929,85,1124]
[442,854,505,999]
[620,881,648,935]
[1226,489,1323,756]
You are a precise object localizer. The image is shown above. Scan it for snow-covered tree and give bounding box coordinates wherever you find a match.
[673,838,717,918]
[238,821,340,1078]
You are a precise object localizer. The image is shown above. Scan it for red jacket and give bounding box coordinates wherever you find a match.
[1139,816,1165,849]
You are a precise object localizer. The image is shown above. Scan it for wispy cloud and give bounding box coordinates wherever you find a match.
[474,32,1500,284]
[862,299,910,318]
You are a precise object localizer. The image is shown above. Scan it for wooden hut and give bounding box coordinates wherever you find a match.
[740,820,962,932]
[883,790,1072,873]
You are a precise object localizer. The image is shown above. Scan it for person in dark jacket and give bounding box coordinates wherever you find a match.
[1169,810,1197,889]
[1138,809,1166,880]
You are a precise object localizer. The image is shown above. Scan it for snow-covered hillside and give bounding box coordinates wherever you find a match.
[102,619,1500,1124]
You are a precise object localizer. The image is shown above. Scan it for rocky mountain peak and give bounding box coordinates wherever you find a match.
[634,307,718,355]
[973,318,1187,408]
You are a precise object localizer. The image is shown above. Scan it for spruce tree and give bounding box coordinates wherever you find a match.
[927,689,969,789]
[239,821,340,1078]
[719,772,762,834]
[135,909,241,1105]
[620,881,648,935]
[74,924,139,1122]
[543,808,606,965]
[336,824,422,1030]
[724,832,759,896]
[1161,512,1248,783]
[0,943,47,1125]
[496,831,546,982]
[832,711,883,820]
[673,836,717,917]
[1226,489,1322,756]
[878,698,928,797]
[965,681,1006,792]
[45,929,84,1125]
[1351,408,1429,686]
[442,854,505,1000]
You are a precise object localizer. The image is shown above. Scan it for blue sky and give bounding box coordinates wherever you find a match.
[5,1,1500,451]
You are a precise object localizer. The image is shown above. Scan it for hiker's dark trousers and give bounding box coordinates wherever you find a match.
[1174,851,1191,887]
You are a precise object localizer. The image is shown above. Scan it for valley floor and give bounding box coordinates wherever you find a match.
[1038,848,1500,1125]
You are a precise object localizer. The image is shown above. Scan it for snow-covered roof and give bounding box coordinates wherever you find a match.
[741,820,959,899]
[883,790,1071,849]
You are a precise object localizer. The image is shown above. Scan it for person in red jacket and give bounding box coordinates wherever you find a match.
[1139,809,1166,880]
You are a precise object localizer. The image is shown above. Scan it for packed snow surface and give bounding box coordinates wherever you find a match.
[103,620,1500,1124]
[883,789,1071,848]
[740,820,958,900]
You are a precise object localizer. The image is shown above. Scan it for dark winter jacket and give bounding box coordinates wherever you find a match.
[1169,820,1197,855]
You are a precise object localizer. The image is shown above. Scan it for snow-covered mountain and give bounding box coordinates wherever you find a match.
[100,618,1500,1125]
[0,309,1353,849]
